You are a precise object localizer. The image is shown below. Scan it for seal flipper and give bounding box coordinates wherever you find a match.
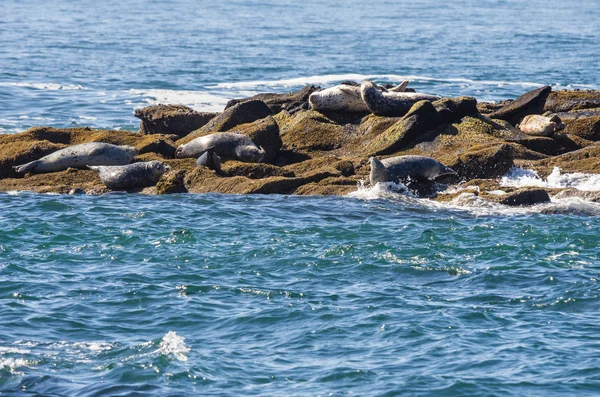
[87,147,106,157]
[196,146,222,172]
[338,86,361,99]
[13,160,40,174]
[389,81,410,92]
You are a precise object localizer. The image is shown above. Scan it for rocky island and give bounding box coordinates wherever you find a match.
[1,82,599,206]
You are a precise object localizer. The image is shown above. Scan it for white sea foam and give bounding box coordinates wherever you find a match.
[501,167,600,191]
[0,357,36,374]
[211,73,597,91]
[158,331,190,362]
[347,181,416,201]
[129,88,238,112]
[0,82,86,90]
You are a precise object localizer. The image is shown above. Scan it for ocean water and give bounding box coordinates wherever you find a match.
[2,0,600,396]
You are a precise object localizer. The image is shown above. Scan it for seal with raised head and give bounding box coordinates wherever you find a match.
[369,155,456,186]
[517,114,565,137]
[360,81,440,117]
[176,132,265,163]
[13,142,138,174]
[88,160,170,190]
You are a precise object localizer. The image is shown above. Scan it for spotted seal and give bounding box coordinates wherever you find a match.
[88,160,170,190]
[309,82,412,112]
[517,114,565,137]
[176,132,265,163]
[360,81,440,117]
[13,142,138,174]
[369,155,456,186]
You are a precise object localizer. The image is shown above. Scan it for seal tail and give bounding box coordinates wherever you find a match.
[13,160,40,174]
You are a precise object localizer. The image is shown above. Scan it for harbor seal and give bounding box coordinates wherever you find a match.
[88,160,170,190]
[369,155,456,186]
[360,81,440,117]
[13,142,138,174]
[309,85,369,112]
[175,132,265,163]
[309,82,412,113]
[517,114,565,137]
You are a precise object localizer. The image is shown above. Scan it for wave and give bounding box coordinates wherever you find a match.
[0,82,87,90]
[211,73,597,91]
[129,88,236,112]
[501,167,600,191]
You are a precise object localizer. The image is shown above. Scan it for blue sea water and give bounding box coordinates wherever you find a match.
[1,0,600,396]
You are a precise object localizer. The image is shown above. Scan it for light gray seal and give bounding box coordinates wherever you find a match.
[88,160,170,190]
[13,142,138,174]
[517,114,565,137]
[360,81,440,117]
[176,132,265,163]
[309,82,412,113]
[369,155,456,185]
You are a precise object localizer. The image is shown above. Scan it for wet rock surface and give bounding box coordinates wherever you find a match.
[2,86,600,207]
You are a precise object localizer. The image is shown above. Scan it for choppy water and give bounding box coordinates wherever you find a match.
[2,0,600,395]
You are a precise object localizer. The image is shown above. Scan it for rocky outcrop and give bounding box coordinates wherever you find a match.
[135,105,218,138]
[489,86,552,125]
[225,86,320,114]
[2,86,600,201]
[193,100,273,135]
[544,90,600,113]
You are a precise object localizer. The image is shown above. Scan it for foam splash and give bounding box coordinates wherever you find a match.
[347,181,416,201]
[128,88,237,113]
[501,167,600,191]
[0,357,36,375]
[158,331,190,362]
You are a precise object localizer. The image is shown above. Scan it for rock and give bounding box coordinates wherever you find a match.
[477,100,512,115]
[432,96,478,124]
[544,90,600,113]
[449,144,515,180]
[155,170,187,194]
[193,100,273,135]
[508,136,569,156]
[561,114,600,141]
[230,116,282,163]
[552,189,600,202]
[225,86,320,114]
[137,136,177,158]
[484,188,551,206]
[522,146,600,176]
[221,161,294,179]
[134,104,218,138]
[364,100,439,156]
[489,86,552,125]
[276,110,355,152]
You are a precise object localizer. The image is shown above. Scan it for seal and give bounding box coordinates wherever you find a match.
[176,132,265,163]
[88,160,170,190]
[369,155,456,185]
[13,142,138,174]
[309,81,412,113]
[309,85,369,112]
[195,145,223,172]
[360,81,440,117]
[517,114,565,137]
